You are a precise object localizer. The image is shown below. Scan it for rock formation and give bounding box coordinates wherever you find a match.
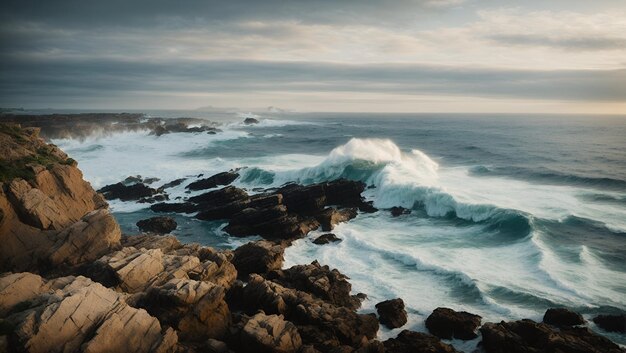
[375,298,408,329]
[425,307,482,340]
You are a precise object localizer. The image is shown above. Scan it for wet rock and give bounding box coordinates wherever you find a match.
[240,312,302,353]
[242,274,378,349]
[186,171,240,191]
[312,233,342,245]
[389,207,411,217]
[224,205,319,240]
[98,182,157,201]
[137,194,169,204]
[383,330,458,353]
[425,307,482,340]
[196,193,281,221]
[232,240,286,279]
[480,319,623,353]
[159,178,187,190]
[543,308,585,327]
[244,117,260,125]
[375,299,407,329]
[188,185,248,206]
[137,216,178,234]
[270,261,362,310]
[315,207,357,231]
[593,314,626,333]
[151,202,198,213]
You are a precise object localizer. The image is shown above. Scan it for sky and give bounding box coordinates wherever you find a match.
[1,0,625,113]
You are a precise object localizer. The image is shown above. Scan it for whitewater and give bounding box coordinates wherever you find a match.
[52,112,626,350]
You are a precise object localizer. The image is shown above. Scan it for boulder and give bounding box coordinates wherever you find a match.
[151,202,198,214]
[543,308,585,327]
[390,207,411,217]
[312,233,342,245]
[480,319,623,353]
[425,307,481,340]
[315,208,357,231]
[270,261,362,310]
[383,330,458,353]
[232,240,286,279]
[244,117,260,125]
[137,216,178,234]
[241,312,302,353]
[375,299,407,329]
[593,314,626,333]
[188,185,248,206]
[224,206,319,239]
[186,171,239,191]
[98,182,157,201]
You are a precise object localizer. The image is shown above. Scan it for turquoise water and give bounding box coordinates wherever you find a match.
[53,112,626,347]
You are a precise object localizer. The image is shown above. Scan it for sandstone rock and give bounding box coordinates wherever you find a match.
[313,233,342,245]
[137,216,178,234]
[140,278,231,341]
[543,307,585,327]
[241,312,302,353]
[315,208,357,231]
[593,314,626,333]
[232,240,285,279]
[0,272,45,316]
[425,307,481,340]
[48,209,121,267]
[186,171,239,191]
[7,178,70,230]
[480,319,623,353]
[0,274,176,353]
[383,330,458,353]
[375,299,407,329]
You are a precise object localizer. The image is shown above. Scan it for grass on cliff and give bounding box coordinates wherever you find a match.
[0,124,75,183]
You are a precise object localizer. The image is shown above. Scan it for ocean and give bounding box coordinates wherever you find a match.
[52,112,626,348]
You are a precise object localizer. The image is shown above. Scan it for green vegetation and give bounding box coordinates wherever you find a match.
[0,124,72,183]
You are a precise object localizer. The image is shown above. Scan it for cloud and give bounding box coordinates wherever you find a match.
[1,58,623,105]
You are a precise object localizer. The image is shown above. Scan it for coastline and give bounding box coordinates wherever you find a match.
[1,117,625,353]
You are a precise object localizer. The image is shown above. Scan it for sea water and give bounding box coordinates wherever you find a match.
[52,112,626,349]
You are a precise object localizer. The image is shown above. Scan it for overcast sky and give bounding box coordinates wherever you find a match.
[1,0,625,113]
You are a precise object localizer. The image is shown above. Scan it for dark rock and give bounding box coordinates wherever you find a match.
[136,216,177,234]
[375,299,407,329]
[279,183,327,214]
[244,117,260,125]
[159,178,186,190]
[358,201,378,213]
[324,179,367,207]
[480,319,623,353]
[543,308,585,327]
[313,233,342,245]
[123,175,143,185]
[390,207,411,217]
[425,307,481,340]
[150,202,198,213]
[231,240,286,279]
[270,260,362,310]
[137,194,169,204]
[315,208,357,231]
[186,171,239,191]
[224,206,319,240]
[98,182,157,201]
[196,193,281,221]
[188,186,248,205]
[383,330,458,353]
[593,314,626,333]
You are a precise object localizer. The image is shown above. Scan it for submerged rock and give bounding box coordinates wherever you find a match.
[593,314,626,333]
[136,216,177,234]
[244,117,260,125]
[312,233,342,245]
[425,307,482,340]
[375,298,408,329]
[543,308,585,327]
[390,206,411,217]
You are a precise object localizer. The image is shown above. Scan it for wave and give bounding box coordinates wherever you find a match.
[469,165,626,191]
[240,138,532,236]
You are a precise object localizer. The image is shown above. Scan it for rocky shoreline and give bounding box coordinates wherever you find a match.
[1,123,624,353]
